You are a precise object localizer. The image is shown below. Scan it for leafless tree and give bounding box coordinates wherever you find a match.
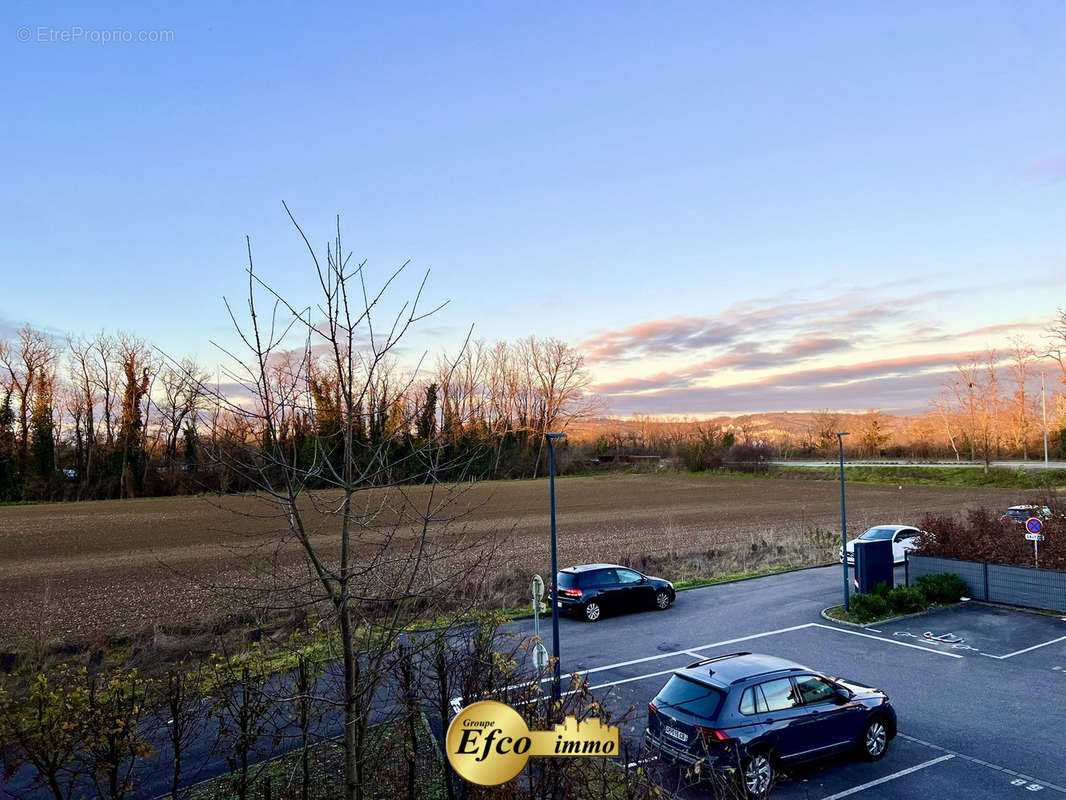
[1006,337,1037,459]
[185,207,492,800]
[0,324,57,471]
[1048,308,1066,389]
[155,358,209,466]
[946,352,1000,473]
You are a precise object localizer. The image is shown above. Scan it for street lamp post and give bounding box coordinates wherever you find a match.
[545,432,567,708]
[837,432,851,612]
[1042,371,1049,468]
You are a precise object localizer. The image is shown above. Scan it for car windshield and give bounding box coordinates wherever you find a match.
[654,676,725,719]
[858,527,897,541]
[1006,509,1029,519]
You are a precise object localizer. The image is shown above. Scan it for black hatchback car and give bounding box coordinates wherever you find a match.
[552,564,675,622]
[646,652,896,797]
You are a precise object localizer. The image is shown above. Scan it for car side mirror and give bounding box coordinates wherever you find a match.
[640,576,647,583]
[835,687,853,703]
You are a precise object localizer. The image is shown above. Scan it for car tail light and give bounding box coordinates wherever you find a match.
[561,588,583,598]
[694,726,732,743]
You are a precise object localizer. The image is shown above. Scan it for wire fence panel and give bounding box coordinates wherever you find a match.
[909,554,1066,612]
[908,555,989,600]
[988,563,1066,613]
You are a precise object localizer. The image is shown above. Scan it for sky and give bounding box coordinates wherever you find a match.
[2,1,1065,416]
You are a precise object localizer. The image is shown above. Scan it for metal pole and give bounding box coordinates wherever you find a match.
[837,432,851,611]
[1042,371,1049,468]
[546,432,566,708]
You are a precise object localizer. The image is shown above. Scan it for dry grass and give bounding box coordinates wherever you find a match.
[0,473,1035,658]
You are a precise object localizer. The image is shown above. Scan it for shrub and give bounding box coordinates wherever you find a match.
[916,573,969,604]
[886,585,926,615]
[868,581,891,598]
[849,593,890,623]
[916,507,1066,570]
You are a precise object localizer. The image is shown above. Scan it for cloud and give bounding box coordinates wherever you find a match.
[597,351,977,415]
[580,289,958,364]
[603,371,950,416]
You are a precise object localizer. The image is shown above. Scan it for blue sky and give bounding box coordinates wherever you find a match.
[3,1,1065,415]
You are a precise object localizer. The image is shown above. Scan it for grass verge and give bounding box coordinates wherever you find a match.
[728,465,1066,489]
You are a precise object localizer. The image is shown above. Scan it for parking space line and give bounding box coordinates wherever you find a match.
[811,624,964,659]
[575,623,817,678]
[820,754,955,799]
[586,666,680,693]
[979,634,1066,660]
[451,621,963,711]
[897,733,1066,794]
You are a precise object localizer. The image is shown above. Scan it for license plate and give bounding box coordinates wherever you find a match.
[663,725,688,742]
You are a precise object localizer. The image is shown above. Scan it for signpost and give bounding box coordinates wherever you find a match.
[531,575,549,672]
[1025,518,1044,568]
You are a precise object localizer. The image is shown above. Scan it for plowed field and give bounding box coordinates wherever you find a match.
[0,474,1028,647]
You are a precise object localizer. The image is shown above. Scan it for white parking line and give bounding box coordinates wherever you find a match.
[576,623,816,677]
[820,754,955,799]
[810,624,964,659]
[450,620,962,710]
[898,733,1066,794]
[979,635,1066,660]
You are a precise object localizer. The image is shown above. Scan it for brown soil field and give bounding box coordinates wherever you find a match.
[0,473,1033,651]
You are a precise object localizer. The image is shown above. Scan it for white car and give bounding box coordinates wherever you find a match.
[840,525,922,565]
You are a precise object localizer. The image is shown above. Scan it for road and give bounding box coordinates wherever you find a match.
[771,460,1066,470]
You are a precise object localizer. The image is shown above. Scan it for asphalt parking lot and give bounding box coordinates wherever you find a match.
[508,565,1066,798]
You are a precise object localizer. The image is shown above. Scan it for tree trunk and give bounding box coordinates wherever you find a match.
[340,603,360,800]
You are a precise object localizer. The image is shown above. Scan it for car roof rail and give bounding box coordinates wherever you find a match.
[738,666,805,683]
[685,651,751,669]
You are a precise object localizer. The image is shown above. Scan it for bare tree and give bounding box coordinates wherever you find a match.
[0,325,57,473]
[1048,308,1066,389]
[155,358,209,467]
[187,208,491,800]
[1006,337,1037,459]
[946,352,999,473]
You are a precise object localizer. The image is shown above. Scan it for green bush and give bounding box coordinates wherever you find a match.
[886,585,927,615]
[916,573,969,604]
[868,581,891,598]
[849,593,890,623]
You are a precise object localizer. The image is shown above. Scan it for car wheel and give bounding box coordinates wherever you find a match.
[583,601,601,622]
[655,590,672,610]
[742,750,774,798]
[860,716,889,761]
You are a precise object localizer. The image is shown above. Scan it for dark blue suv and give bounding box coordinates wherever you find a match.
[646,652,897,797]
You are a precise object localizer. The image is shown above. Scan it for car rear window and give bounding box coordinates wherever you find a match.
[654,676,725,720]
[557,571,581,588]
[859,527,896,541]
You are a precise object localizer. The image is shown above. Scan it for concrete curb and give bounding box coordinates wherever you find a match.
[819,602,961,629]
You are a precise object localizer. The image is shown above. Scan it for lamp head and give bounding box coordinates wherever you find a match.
[545,432,567,440]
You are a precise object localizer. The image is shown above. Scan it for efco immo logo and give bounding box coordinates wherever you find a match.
[445,700,620,786]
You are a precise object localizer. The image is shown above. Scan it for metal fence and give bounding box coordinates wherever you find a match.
[907,554,1066,613]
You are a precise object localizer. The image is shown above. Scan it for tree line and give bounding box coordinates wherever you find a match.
[0,325,597,502]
